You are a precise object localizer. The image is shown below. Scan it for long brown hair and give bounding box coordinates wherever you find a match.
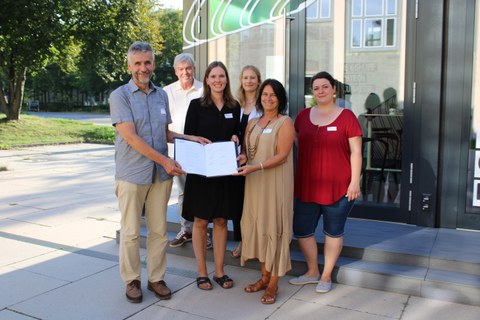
[200,61,236,109]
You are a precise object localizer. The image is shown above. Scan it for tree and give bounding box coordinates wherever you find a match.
[0,0,78,119]
[0,0,163,121]
[154,9,183,86]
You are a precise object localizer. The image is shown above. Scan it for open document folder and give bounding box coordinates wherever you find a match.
[174,139,239,177]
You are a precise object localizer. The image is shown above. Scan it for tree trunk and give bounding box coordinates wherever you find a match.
[0,85,10,119]
[3,67,26,121]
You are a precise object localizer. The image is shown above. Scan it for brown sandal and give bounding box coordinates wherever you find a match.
[261,286,278,304]
[244,278,269,293]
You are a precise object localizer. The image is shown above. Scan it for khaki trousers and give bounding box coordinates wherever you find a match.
[116,177,173,284]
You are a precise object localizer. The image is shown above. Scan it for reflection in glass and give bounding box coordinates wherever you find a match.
[386,0,397,15]
[307,0,331,20]
[365,19,382,47]
[352,20,362,47]
[466,0,480,213]
[386,18,395,46]
[306,1,406,206]
[352,0,362,16]
[306,1,319,19]
[365,0,383,16]
[320,0,331,18]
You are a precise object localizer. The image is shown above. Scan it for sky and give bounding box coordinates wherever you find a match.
[158,0,182,10]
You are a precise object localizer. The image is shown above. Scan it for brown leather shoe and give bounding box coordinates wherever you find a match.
[126,280,142,303]
[148,280,172,300]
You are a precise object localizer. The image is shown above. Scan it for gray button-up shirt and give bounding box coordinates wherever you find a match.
[109,79,172,184]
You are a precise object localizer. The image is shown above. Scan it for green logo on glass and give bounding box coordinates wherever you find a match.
[183,0,314,49]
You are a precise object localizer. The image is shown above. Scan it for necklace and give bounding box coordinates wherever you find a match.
[246,114,278,160]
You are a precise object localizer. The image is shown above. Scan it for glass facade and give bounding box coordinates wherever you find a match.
[181,0,479,229]
[467,1,480,214]
[183,0,293,92]
[305,0,406,205]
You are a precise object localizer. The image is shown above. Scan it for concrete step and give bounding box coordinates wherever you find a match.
[115,205,480,306]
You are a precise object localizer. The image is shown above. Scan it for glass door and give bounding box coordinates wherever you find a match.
[304,0,408,222]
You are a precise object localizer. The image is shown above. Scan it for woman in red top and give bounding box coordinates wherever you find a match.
[289,71,362,293]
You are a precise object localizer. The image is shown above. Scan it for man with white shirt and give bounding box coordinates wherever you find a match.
[164,53,212,248]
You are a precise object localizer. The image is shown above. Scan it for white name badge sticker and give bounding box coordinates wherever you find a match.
[224,113,233,119]
[327,126,337,131]
[160,109,166,115]
[263,128,273,134]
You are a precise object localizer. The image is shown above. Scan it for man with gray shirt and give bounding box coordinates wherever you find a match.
[163,53,212,249]
[109,42,209,303]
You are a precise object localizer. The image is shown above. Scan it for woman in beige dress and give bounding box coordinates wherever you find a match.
[234,79,295,304]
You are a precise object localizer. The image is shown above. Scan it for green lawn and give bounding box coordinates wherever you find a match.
[0,114,115,149]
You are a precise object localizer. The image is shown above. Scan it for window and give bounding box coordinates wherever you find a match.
[307,0,331,20]
[350,0,397,49]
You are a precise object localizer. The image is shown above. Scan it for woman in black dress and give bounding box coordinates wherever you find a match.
[182,61,242,290]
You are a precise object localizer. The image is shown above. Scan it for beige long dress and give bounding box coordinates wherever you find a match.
[240,116,294,276]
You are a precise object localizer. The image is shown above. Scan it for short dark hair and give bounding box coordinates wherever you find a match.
[311,71,336,88]
[257,79,288,115]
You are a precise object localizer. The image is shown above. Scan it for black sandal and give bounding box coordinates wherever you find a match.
[196,277,212,290]
[213,275,234,289]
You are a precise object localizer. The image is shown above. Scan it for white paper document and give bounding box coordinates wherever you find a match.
[174,139,238,177]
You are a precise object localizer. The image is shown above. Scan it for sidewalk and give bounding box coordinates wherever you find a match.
[0,143,479,320]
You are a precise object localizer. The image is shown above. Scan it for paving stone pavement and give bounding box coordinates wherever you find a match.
[0,143,479,320]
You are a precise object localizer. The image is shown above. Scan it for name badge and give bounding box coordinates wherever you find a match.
[160,109,166,115]
[327,126,337,131]
[263,128,273,134]
[224,113,233,119]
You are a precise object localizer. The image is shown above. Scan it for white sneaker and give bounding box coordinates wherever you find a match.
[169,230,192,248]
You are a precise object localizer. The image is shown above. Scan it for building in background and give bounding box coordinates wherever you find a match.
[181,0,480,231]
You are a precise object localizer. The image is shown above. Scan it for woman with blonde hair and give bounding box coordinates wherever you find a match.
[230,65,262,258]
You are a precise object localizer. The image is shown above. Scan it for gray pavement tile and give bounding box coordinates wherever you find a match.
[421,272,480,306]
[156,265,299,320]
[128,305,211,320]
[402,296,480,320]
[425,268,480,287]
[0,236,54,266]
[11,202,119,227]
[336,267,423,296]
[430,228,480,263]
[0,266,69,310]
[10,250,117,282]
[77,237,123,257]
[337,257,428,278]
[272,300,392,320]
[25,217,119,247]
[9,265,193,320]
[270,299,393,320]
[0,309,36,320]
[344,219,438,256]
[10,192,108,211]
[0,203,43,220]
[291,282,408,318]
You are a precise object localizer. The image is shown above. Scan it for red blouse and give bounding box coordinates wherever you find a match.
[294,108,362,205]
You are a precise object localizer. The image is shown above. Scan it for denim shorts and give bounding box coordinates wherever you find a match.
[293,196,355,238]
